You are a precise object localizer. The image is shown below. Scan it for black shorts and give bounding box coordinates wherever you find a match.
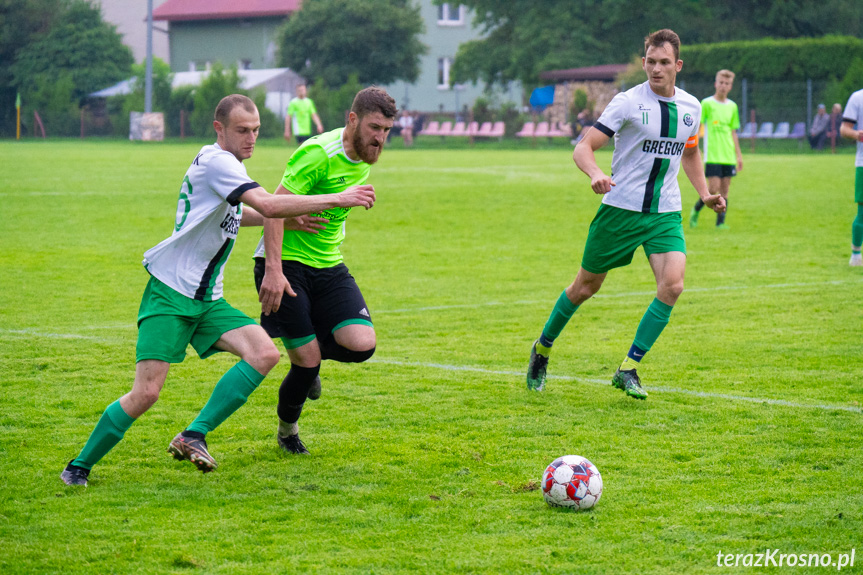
[295,135,311,144]
[705,163,736,178]
[253,258,372,349]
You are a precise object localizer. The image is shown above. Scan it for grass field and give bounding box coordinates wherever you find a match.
[1,139,862,574]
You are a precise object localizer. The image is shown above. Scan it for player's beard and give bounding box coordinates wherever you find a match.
[352,128,383,165]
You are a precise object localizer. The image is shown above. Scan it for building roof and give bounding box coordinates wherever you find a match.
[539,64,628,83]
[153,0,300,22]
[89,68,296,97]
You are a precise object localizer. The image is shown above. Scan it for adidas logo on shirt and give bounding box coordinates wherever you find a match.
[359,308,370,317]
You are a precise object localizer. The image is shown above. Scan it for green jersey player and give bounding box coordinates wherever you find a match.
[285,83,324,144]
[527,29,726,399]
[254,87,397,455]
[61,95,375,486]
[690,69,743,229]
[839,88,863,267]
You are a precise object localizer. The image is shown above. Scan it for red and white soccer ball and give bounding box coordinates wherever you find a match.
[542,455,603,510]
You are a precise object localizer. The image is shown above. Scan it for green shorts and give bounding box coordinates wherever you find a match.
[136,276,257,363]
[856,167,863,204]
[581,203,686,274]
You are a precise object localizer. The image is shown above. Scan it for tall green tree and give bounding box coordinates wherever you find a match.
[2,0,132,136]
[448,0,863,89]
[0,0,62,134]
[278,0,426,86]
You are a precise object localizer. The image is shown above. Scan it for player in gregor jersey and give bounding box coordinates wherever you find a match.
[840,88,863,267]
[527,29,725,399]
[689,69,743,229]
[254,87,397,455]
[61,95,375,486]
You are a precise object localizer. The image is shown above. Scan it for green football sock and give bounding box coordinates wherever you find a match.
[852,204,863,249]
[185,360,265,435]
[540,291,580,345]
[632,298,674,353]
[72,399,136,470]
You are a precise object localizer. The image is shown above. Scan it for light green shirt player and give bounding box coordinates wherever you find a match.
[254,127,370,267]
[701,95,740,166]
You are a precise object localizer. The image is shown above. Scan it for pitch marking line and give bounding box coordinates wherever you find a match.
[375,278,863,314]
[367,358,863,415]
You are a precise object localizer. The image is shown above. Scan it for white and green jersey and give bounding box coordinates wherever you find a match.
[593,81,701,213]
[254,128,370,268]
[143,143,259,301]
[843,88,863,167]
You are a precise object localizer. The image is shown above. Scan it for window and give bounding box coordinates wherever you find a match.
[189,61,211,72]
[239,59,252,70]
[437,57,452,90]
[437,3,464,25]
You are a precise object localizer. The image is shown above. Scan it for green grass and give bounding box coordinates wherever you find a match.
[1,140,861,574]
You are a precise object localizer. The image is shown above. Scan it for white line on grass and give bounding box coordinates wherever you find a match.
[367,358,863,415]
[375,277,863,314]
[4,327,858,414]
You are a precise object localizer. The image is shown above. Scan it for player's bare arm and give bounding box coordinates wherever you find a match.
[239,185,375,218]
[240,206,327,232]
[574,128,615,194]
[840,120,863,142]
[681,144,725,213]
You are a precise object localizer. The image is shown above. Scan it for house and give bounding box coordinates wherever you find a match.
[153,0,298,72]
[95,0,171,64]
[149,0,519,116]
[89,68,303,118]
[537,64,628,125]
[382,1,521,116]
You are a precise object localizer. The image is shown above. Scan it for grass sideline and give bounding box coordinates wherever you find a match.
[1,140,862,574]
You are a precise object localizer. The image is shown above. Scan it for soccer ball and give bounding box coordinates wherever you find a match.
[542,455,603,510]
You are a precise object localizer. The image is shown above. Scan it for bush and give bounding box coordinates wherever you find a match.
[680,36,863,82]
[308,75,364,132]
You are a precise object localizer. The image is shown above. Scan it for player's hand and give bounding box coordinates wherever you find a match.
[337,185,376,209]
[590,173,615,195]
[259,270,296,316]
[284,215,328,234]
[737,158,743,172]
[703,194,726,213]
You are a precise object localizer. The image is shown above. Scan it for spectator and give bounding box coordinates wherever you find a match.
[828,103,843,152]
[399,110,414,146]
[809,103,830,150]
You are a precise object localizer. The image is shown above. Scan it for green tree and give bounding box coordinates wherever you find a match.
[448,0,863,89]
[5,0,132,136]
[110,57,173,137]
[0,0,62,134]
[188,64,281,139]
[278,0,426,86]
[308,74,365,132]
[11,0,132,102]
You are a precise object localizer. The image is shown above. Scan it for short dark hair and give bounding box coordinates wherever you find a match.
[644,29,681,61]
[351,87,397,120]
[214,94,257,126]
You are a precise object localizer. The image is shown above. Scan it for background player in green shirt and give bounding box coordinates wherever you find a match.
[689,69,743,229]
[255,87,397,455]
[285,83,324,144]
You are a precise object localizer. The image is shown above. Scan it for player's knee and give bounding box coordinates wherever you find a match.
[351,346,375,363]
[660,280,684,302]
[134,387,161,409]
[258,344,282,373]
